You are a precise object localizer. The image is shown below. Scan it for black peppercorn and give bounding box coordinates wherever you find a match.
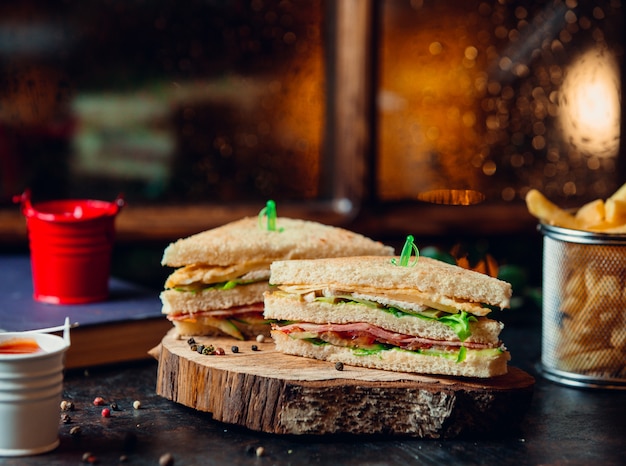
[187,337,196,346]
[335,361,344,371]
[196,344,204,354]
[251,344,259,351]
[231,345,239,353]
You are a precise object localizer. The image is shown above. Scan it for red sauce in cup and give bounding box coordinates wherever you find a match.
[0,338,42,354]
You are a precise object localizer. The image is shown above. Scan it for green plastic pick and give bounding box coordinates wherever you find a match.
[258,200,281,231]
[391,235,419,267]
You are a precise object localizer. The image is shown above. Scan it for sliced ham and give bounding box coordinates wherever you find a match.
[276,322,496,350]
[168,302,265,321]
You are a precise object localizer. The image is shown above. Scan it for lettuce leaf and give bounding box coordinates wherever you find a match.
[314,294,477,341]
[174,277,264,293]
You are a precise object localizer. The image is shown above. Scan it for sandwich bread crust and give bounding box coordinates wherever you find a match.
[161,282,270,315]
[271,330,510,378]
[162,217,394,268]
[269,255,511,310]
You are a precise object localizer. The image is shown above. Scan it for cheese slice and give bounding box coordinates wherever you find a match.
[277,284,492,317]
[165,262,271,288]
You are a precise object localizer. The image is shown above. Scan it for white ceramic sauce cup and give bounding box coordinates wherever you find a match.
[0,331,69,456]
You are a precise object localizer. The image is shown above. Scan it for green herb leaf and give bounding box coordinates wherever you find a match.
[313,294,477,341]
[303,338,329,346]
[352,344,390,356]
[437,311,477,342]
[173,277,263,293]
[456,346,467,363]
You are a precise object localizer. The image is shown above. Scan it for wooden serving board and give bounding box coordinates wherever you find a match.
[152,329,535,438]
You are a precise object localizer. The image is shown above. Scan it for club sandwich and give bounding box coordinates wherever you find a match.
[160,206,394,340]
[265,251,512,378]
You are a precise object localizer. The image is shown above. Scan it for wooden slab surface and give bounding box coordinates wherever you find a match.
[153,329,535,438]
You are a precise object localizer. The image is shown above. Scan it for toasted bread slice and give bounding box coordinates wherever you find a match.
[271,330,510,378]
[162,217,394,268]
[161,282,269,315]
[269,256,511,313]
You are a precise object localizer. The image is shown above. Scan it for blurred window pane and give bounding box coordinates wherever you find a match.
[378,0,623,206]
[0,0,324,204]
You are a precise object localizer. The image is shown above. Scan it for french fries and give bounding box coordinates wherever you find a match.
[525,189,579,229]
[525,183,626,233]
[552,247,626,377]
[531,185,626,379]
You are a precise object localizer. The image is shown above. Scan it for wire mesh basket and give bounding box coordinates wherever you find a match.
[539,223,626,389]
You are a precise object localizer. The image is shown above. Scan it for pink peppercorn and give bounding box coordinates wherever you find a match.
[101,408,111,418]
[93,396,105,406]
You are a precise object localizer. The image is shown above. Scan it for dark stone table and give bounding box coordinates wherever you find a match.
[1,310,625,466]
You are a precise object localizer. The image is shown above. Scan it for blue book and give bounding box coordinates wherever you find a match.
[0,255,171,368]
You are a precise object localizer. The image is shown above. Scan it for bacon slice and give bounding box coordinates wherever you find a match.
[275,322,497,350]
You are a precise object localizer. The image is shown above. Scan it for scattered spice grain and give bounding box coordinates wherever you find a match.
[101,408,111,418]
[159,452,175,466]
[69,426,82,436]
[82,451,98,463]
[93,396,105,406]
[231,345,239,353]
[133,400,142,410]
[335,362,344,371]
[251,344,259,351]
[60,400,74,411]
[256,334,265,343]
[60,413,71,424]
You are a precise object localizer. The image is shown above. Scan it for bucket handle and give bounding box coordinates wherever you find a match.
[63,317,72,346]
[13,189,126,215]
[12,189,33,215]
[113,193,125,213]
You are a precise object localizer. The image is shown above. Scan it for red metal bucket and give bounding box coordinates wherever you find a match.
[14,190,124,304]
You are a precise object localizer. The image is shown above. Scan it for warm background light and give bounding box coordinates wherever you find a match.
[558,47,621,158]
